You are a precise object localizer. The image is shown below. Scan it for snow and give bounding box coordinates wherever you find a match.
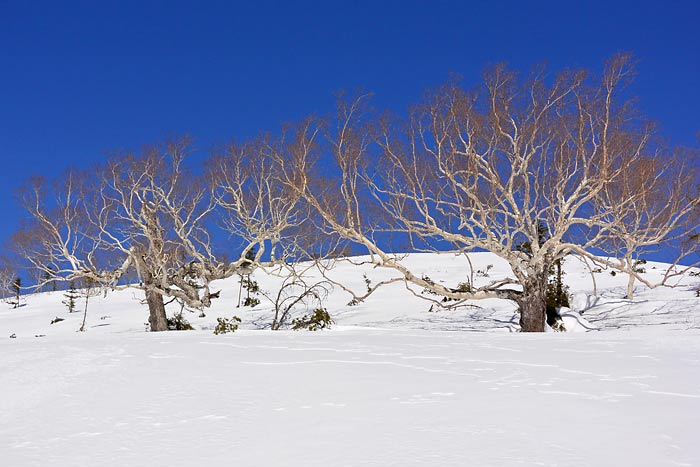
[1,252,699,466]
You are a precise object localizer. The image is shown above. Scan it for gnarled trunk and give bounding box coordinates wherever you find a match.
[144,269,167,332]
[517,276,547,332]
[626,273,636,300]
[146,288,168,331]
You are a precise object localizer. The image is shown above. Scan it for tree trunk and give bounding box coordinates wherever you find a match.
[146,289,168,332]
[623,255,636,299]
[517,277,547,332]
[626,273,635,300]
[79,295,89,332]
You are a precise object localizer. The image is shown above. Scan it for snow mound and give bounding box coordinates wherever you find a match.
[557,307,598,332]
[569,292,600,314]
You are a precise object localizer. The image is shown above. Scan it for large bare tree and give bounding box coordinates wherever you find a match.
[15,133,325,331]
[289,54,699,331]
[15,138,249,330]
[207,126,343,326]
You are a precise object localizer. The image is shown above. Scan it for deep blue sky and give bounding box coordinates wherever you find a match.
[1,0,699,259]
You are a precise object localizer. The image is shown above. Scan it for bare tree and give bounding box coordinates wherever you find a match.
[13,56,697,334]
[77,277,101,332]
[289,54,699,332]
[207,128,318,264]
[15,138,245,331]
[16,132,330,331]
[208,127,345,329]
[595,149,698,299]
[253,263,333,330]
[0,256,16,301]
[12,172,100,290]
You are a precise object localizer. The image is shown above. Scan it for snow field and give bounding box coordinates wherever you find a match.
[1,252,699,466]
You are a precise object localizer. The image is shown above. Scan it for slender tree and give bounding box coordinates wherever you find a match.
[79,277,100,332]
[10,277,21,308]
[63,280,78,313]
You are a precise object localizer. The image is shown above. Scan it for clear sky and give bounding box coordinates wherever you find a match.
[1,0,699,259]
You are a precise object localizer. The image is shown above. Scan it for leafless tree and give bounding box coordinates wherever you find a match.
[288,54,699,331]
[208,126,347,328]
[594,149,698,299]
[0,256,16,301]
[207,131,310,264]
[78,276,101,332]
[254,263,333,330]
[15,138,247,331]
[16,131,331,331]
[13,55,698,334]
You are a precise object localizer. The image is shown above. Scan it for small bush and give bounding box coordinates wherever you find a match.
[292,308,333,331]
[549,319,566,332]
[62,280,79,313]
[363,273,372,292]
[167,312,194,331]
[214,316,241,335]
[421,275,438,296]
[243,296,260,307]
[241,277,260,307]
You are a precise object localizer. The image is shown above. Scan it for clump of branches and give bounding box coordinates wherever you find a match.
[258,264,334,331]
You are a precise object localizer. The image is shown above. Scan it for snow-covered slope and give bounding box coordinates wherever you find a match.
[1,253,699,466]
[2,252,699,337]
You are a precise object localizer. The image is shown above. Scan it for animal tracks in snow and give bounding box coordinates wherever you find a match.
[390,392,457,405]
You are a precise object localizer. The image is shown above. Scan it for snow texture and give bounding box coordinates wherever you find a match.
[1,252,699,466]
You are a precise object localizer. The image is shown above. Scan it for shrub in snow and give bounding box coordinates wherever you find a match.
[213,316,241,335]
[475,265,493,278]
[7,277,22,309]
[240,276,260,307]
[62,280,79,313]
[167,312,194,331]
[292,308,333,331]
[548,319,566,332]
[634,259,647,273]
[256,269,333,330]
